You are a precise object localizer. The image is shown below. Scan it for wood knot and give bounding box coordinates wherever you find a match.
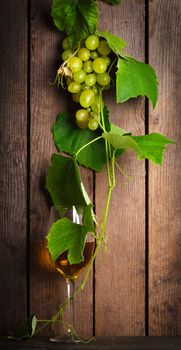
[153,115,160,124]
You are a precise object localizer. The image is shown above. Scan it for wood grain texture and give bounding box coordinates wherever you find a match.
[149,0,181,335]
[0,0,27,333]
[30,0,93,336]
[95,0,146,336]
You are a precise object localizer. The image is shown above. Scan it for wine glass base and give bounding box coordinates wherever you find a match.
[49,335,81,343]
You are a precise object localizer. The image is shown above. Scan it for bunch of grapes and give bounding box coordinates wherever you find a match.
[61,35,112,130]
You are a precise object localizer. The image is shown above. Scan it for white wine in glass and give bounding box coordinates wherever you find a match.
[48,206,94,343]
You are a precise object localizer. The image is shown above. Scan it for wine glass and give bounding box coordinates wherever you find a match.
[47,206,94,343]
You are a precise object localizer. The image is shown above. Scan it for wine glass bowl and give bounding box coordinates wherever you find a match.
[47,206,95,343]
[55,241,95,282]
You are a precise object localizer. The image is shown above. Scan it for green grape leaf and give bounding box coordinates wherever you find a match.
[82,203,96,234]
[46,154,87,209]
[102,132,143,157]
[110,123,130,136]
[51,0,99,48]
[103,131,175,165]
[132,133,175,165]
[46,204,95,264]
[96,30,127,56]
[107,124,130,158]
[116,57,158,108]
[52,112,107,172]
[46,218,86,263]
[103,105,111,132]
[103,0,122,4]
[6,315,37,341]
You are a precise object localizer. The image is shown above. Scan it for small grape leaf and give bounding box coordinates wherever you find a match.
[132,133,175,165]
[52,112,107,172]
[103,131,175,165]
[51,0,99,48]
[103,0,122,4]
[116,57,158,108]
[102,132,143,157]
[46,204,95,264]
[96,30,127,56]
[6,315,37,341]
[46,154,87,209]
[110,123,130,136]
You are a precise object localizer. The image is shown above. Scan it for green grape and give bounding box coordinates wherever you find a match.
[92,85,98,95]
[91,95,101,113]
[80,90,95,108]
[96,72,111,86]
[76,119,89,129]
[92,57,107,74]
[76,108,89,121]
[85,35,99,51]
[90,51,99,60]
[88,118,99,131]
[90,111,100,121]
[102,55,111,66]
[62,49,73,61]
[83,60,93,73]
[85,73,96,87]
[72,92,81,103]
[68,81,81,93]
[78,48,90,61]
[104,84,111,90]
[68,57,83,73]
[97,40,111,55]
[62,37,70,50]
[81,83,91,90]
[75,109,89,129]
[73,70,86,84]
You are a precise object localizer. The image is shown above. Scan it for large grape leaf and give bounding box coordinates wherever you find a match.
[52,112,107,172]
[46,203,95,264]
[132,133,175,165]
[116,57,158,108]
[96,30,127,56]
[103,104,111,132]
[82,203,96,235]
[46,154,87,209]
[51,0,99,48]
[47,218,86,264]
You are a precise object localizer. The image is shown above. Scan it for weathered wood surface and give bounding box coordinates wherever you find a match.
[95,0,145,336]
[0,0,27,333]
[0,0,181,337]
[148,0,181,335]
[1,337,181,350]
[30,0,93,336]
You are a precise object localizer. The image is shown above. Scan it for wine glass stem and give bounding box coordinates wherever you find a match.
[66,279,75,335]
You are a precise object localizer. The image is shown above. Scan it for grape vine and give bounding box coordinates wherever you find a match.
[6,0,175,342]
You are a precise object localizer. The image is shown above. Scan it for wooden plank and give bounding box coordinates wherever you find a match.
[95,0,145,335]
[1,337,181,350]
[0,0,27,333]
[30,0,93,337]
[149,0,181,335]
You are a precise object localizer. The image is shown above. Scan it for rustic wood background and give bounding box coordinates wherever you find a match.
[0,0,180,336]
